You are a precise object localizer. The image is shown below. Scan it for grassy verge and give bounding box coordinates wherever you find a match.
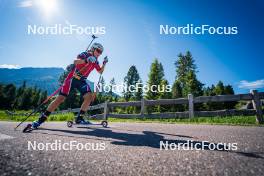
[0,111,263,126]
[109,116,262,126]
[0,111,74,122]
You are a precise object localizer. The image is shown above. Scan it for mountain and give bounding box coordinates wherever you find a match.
[0,67,121,97]
[0,67,65,94]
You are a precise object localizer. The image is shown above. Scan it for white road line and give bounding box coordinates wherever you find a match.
[0,133,15,140]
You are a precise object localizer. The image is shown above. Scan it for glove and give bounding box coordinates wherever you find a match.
[86,56,97,63]
[66,64,75,72]
[103,56,108,65]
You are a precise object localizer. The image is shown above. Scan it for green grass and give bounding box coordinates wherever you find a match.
[0,110,263,126]
[108,116,261,126]
[0,111,74,122]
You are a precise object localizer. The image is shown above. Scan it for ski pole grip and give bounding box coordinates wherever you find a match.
[103,56,108,65]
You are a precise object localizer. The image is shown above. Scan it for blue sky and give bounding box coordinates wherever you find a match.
[0,0,263,93]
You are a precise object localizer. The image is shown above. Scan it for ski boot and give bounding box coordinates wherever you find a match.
[23,113,47,133]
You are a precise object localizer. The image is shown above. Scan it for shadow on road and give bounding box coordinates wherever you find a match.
[34,127,263,159]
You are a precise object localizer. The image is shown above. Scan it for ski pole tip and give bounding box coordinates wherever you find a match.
[92,35,98,39]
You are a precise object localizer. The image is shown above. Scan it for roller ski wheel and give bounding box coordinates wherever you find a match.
[101,121,108,128]
[67,121,73,127]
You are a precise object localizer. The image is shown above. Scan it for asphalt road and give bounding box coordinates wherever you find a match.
[0,121,264,176]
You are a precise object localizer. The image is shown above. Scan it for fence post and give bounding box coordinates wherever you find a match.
[251,90,263,124]
[188,94,194,118]
[140,98,145,118]
[103,101,109,120]
[67,108,71,113]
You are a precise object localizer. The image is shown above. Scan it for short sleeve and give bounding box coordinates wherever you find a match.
[77,52,89,60]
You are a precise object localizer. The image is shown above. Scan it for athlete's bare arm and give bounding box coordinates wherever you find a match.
[98,64,105,74]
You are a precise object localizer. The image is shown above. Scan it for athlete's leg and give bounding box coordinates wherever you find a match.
[31,78,73,128]
[75,93,93,124]
[81,92,93,111]
[47,95,66,112]
[75,81,93,124]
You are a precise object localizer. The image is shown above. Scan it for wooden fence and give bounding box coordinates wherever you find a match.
[52,90,264,124]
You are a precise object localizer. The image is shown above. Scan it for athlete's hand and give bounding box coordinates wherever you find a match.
[103,56,108,65]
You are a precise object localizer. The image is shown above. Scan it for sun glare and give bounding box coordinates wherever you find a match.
[35,0,58,18]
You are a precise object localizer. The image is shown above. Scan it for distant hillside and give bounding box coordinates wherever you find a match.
[0,67,64,94]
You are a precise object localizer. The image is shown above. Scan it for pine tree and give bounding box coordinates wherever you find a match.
[14,81,27,109]
[31,87,41,108]
[173,51,204,111]
[135,79,143,101]
[100,77,105,93]
[183,71,204,97]
[123,65,141,101]
[146,59,164,100]
[214,81,225,95]
[2,84,16,109]
[171,80,184,111]
[204,82,236,110]
[0,84,4,109]
[19,87,33,110]
[159,79,172,112]
[175,51,197,88]
[109,78,116,97]
[224,84,236,109]
[146,59,165,112]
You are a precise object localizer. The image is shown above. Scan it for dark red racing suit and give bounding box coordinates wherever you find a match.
[60,52,101,97]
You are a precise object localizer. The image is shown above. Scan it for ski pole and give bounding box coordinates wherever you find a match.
[92,74,102,102]
[14,86,62,130]
[86,35,97,52]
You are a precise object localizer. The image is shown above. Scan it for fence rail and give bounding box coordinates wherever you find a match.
[57,90,264,124]
[6,90,264,124]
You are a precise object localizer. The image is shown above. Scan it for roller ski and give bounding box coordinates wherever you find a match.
[22,113,47,133]
[67,115,108,128]
[22,121,40,133]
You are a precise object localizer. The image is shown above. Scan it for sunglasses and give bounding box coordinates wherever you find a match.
[95,48,102,54]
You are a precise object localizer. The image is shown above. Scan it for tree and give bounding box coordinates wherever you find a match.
[0,84,4,109]
[214,81,225,95]
[19,87,33,110]
[146,59,164,100]
[134,79,143,101]
[174,51,203,97]
[173,51,204,111]
[2,84,16,109]
[123,65,141,101]
[224,84,236,109]
[171,80,184,111]
[159,79,172,112]
[39,90,48,105]
[31,87,41,108]
[175,51,197,87]
[146,59,165,112]
[203,85,217,110]
[14,81,26,109]
[183,70,204,97]
[100,76,105,93]
[109,78,116,97]
[204,82,237,110]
